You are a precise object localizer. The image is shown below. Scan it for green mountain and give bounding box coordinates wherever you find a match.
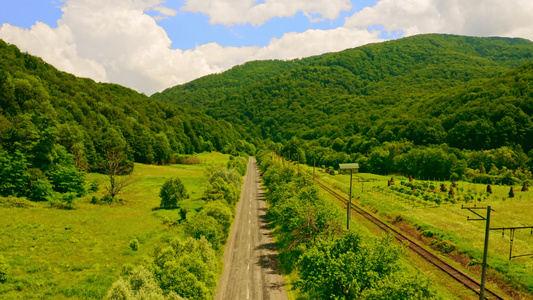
[0,39,253,201]
[154,34,533,180]
[154,34,533,145]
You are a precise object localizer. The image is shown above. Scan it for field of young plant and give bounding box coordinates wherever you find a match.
[304,163,533,295]
[0,152,231,299]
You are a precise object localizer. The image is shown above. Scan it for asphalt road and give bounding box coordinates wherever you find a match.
[215,157,288,300]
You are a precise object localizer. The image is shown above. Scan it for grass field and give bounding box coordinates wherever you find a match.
[0,152,231,299]
[292,161,533,297]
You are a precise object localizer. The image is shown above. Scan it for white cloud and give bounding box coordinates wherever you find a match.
[0,0,381,95]
[181,0,352,26]
[256,28,381,60]
[152,5,178,17]
[345,0,533,40]
[0,22,107,82]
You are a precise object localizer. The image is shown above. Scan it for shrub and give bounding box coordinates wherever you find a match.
[88,181,99,193]
[185,216,221,250]
[106,266,185,300]
[152,237,217,299]
[28,179,54,201]
[0,196,34,208]
[177,156,201,165]
[0,255,8,283]
[227,156,247,176]
[48,163,86,196]
[129,238,139,251]
[197,201,234,241]
[160,177,187,208]
[209,168,241,187]
[94,194,116,204]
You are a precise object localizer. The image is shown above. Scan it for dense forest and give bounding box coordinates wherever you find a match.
[0,39,255,202]
[155,34,533,182]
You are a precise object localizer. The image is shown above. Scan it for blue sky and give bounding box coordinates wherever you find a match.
[0,0,384,50]
[0,0,531,94]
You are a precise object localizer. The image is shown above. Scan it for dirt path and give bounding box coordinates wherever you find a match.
[215,157,288,300]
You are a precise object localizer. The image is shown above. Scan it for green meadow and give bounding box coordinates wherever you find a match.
[0,152,231,299]
[295,161,533,296]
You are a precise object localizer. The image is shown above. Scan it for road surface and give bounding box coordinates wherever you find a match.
[215,157,288,300]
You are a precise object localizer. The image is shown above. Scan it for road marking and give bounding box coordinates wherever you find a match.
[248,219,250,224]
[248,229,250,235]
[247,286,250,299]
[248,243,251,251]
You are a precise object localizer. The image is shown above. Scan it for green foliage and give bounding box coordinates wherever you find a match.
[209,167,242,188]
[185,215,222,250]
[158,34,533,180]
[202,177,239,206]
[0,39,254,203]
[258,153,438,299]
[196,201,234,242]
[129,238,139,251]
[0,149,29,197]
[297,233,404,299]
[151,237,217,299]
[0,196,34,208]
[159,177,187,208]
[0,255,8,283]
[227,156,247,176]
[106,266,184,300]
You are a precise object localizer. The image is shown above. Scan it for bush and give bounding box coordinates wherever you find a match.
[0,196,34,208]
[185,216,221,250]
[160,177,187,208]
[209,168,241,187]
[197,201,234,241]
[88,181,99,193]
[152,237,217,299]
[227,156,247,176]
[48,163,86,196]
[106,266,185,300]
[129,238,139,251]
[177,156,201,165]
[28,179,54,201]
[0,255,8,283]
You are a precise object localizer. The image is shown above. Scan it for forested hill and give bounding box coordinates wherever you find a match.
[0,39,255,200]
[153,34,533,146]
[152,57,318,109]
[154,34,533,181]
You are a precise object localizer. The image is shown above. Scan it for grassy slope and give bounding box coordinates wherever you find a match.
[0,152,230,299]
[308,166,533,297]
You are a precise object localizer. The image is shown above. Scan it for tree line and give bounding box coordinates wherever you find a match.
[257,151,435,299]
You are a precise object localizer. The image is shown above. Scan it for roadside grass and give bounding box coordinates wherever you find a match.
[297,162,533,296]
[0,152,230,299]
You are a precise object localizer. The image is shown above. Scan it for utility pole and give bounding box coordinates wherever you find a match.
[339,163,359,230]
[461,205,492,300]
[490,225,533,260]
[348,169,353,230]
[313,158,316,180]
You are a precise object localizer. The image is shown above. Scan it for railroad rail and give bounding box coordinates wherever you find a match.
[313,178,507,300]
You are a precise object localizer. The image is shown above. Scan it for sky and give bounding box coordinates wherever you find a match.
[0,0,532,95]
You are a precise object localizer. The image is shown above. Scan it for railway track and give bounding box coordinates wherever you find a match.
[313,178,507,300]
